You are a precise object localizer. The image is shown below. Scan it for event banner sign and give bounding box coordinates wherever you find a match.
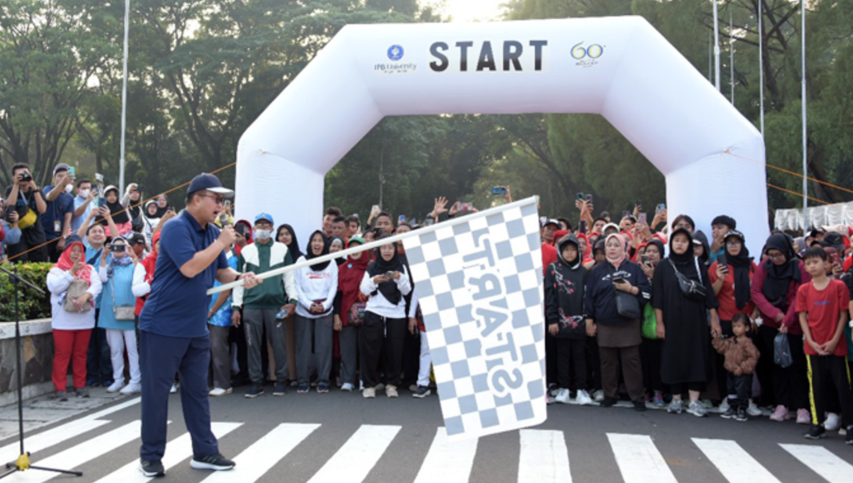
[402,198,545,439]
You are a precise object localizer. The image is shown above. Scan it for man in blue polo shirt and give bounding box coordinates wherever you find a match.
[138,173,261,478]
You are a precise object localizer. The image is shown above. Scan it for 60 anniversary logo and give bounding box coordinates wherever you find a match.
[571,41,604,68]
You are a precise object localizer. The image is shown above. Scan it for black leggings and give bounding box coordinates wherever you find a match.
[555,338,586,390]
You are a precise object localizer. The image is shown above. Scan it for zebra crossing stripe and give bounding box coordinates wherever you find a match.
[607,433,678,483]
[0,396,140,465]
[693,438,781,483]
[780,443,853,483]
[11,420,144,483]
[307,424,401,483]
[414,427,478,483]
[202,423,321,483]
[518,429,572,483]
[92,422,241,483]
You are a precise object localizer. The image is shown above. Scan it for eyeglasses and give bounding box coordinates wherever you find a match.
[198,193,225,205]
[766,252,786,260]
[726,241,742,247]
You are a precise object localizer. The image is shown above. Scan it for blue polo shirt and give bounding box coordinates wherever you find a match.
[138,210,228,338]
[40,186,74,240]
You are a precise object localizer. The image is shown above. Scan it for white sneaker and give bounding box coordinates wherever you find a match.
[341,383,354,392]
[825,412,842,431]
[718,398,730,413]
[106,380,125,393]
[575,389,594,406]
[120,382,141,395]
[746,400,763,417]
[170,383,178,394]
[209,387,232,397]
[593,389,605,402]
[386,385,399,398]
[363,387,376,399]
[554,388,571,404]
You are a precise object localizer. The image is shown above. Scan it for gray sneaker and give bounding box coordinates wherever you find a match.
[687,400,709,417]
[75,387,90,398]
[666,399,683,414]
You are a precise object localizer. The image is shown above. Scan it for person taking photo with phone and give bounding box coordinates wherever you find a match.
[42,163,76,262]
[4,163,48,262]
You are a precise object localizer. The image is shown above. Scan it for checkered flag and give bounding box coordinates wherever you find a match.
[403,197,546,439]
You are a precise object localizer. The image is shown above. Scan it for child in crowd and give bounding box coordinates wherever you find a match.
[545,234,592,405]
[712,314,760,421]
[796,247,853,442]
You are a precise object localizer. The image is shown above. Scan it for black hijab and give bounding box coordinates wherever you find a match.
[305,230,331,271]
[762,233,800,305]
[104,186,130,225]
[556,234,581,270]
[646,238,665,260]
[143,200,159,220]
[278,224,303,261]
[154,194,169,218]
[669,227,700,281]
[367,236,406,305]
[724,230,753,309]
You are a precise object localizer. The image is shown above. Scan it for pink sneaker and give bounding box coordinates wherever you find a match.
[796,409,811,424]
[769,405,790,422]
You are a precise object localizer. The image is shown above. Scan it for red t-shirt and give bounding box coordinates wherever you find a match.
[542,243,558,275]
[708,261,756,321]
[796,279,850,356]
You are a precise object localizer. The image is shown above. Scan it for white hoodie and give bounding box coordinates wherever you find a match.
[360,265,412,319]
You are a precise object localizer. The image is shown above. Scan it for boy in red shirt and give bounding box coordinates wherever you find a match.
[796,247,853,442]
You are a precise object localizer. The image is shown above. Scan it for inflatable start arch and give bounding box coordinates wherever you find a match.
[235,16,768,250]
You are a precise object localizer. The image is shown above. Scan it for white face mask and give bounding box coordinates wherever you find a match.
[255,229,272,241]
[78,189,90,198]
[65,184,74,194]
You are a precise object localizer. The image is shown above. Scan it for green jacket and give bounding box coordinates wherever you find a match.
[233,241,297,309]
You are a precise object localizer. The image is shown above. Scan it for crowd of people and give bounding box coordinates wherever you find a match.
[5,164,853,449]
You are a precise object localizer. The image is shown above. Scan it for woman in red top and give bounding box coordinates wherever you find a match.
[333,236,370,392]
[708,230,758,409]
[751,234,812,423]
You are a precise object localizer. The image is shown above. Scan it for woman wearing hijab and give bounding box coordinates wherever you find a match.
[329,237,345,265]
[751,233,812,423]
[277,224,303,262]
[333,236,371,392]
[653,228,721,417]
[140,201,161,245]
[99,186,132,237]
[294,231,338,394]
[693,230,712,267]
[708,230,759,411]
[639,238,667,407]
[98,237,141,395]
[47,237,103,400]
[584,233,651,410]
[359,236,413,399]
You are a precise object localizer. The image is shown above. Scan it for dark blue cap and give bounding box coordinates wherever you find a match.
[187,173,234,198]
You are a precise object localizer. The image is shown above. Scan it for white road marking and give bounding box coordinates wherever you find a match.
[307,424,401,483]
[693,438,781,483]
[607,433,678,483]
[414,427,478,483]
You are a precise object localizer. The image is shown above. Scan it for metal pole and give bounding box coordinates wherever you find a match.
[119,0,129,194]
[801,0,808,229]
[708,32,713,82]
[713,0,721,91]
[730,10,735,104]
[759,0,765,136]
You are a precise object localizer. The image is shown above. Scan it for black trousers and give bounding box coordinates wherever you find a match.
[758,326,809,410]
[546,332,558,386]
[359,312,406,388]
[727,373,753,410]
[712,320,735,400]
[807,355,853,427]
[640,338,665,393]
[555,337,586,390]
[585,336,602,392]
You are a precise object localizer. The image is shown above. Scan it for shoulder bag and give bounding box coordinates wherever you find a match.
[63,279,92,313]
[668,257,707,303]
[608,265,641,320]
[111,277,135,321]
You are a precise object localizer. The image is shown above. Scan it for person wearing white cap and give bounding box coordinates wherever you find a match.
[137,173,261,477]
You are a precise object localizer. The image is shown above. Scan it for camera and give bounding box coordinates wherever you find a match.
[18,172,32,182]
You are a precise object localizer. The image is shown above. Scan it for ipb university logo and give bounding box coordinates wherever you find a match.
[374,44,417,75]
[571,41,604,68]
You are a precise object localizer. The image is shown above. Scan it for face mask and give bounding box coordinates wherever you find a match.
[255,229,272,241]
[78,189,90,198]
[65,184,74,194]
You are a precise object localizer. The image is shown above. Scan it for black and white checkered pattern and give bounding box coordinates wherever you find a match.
[402,199,546,439]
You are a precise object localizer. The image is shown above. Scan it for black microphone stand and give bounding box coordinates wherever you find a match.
[0,265,82,479]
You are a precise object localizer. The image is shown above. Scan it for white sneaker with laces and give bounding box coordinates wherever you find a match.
[718,398,730,413]
[363,387,376,398]
[341,383,354,392]
[575,389,594,406]
[593,389,605,402]
[746,400,762,417]
[554,388,571,404]
[209,387,232,397]
[386,385,399,398]
[120,382,141,395]
[825,412,841,431]
[106,380,125,393]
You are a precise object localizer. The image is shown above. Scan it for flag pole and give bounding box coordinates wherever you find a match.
[208,196,541,295]
[118,0,129,194]
[801,0,808,230]
[713,0,721,91]
[730,9,735,104]
[758,0,765,136]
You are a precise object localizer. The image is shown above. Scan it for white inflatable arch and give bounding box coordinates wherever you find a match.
[236,16,768,251]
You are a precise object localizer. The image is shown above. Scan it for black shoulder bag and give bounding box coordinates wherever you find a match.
[608,265,641,320]
[668,257,707,303]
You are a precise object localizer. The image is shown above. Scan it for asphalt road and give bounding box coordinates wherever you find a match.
[2,386,852,483]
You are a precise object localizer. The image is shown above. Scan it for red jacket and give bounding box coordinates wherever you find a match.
[542,243,558,275]
[750,260,811,334]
